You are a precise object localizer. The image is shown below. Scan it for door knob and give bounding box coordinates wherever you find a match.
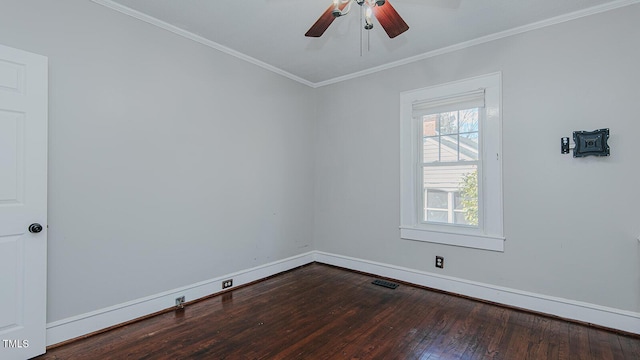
[29,223,43,233]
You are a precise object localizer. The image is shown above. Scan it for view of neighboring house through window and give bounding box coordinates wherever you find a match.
[422,108,479,226]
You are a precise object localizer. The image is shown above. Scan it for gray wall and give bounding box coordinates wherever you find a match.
[1,0,638,326]
[314,4,640,312]
[0,0,315,322]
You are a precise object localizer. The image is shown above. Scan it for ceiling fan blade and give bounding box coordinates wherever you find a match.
[373,1,409,38]
[305,2,348,37]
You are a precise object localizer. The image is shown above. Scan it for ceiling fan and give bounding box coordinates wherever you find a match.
[305,0,409,39]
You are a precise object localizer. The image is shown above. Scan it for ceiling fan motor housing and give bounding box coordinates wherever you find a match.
[306,0,408,38]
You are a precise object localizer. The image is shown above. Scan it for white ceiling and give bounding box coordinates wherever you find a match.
[93,0,636,87]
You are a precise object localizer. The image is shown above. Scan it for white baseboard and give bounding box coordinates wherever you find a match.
[313,251,640,335]
[46,250,639,346]
[46,251,315,346]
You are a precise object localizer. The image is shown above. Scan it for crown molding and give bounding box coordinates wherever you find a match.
[92,0,639,88]
[90,0,316,88]
[314,0,640,87]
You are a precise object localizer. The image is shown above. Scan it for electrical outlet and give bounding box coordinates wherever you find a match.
[435,256,444,269]
[175,296,185,309]
[222,279,233,289]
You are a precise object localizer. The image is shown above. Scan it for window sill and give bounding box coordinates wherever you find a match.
[400,226,505,252]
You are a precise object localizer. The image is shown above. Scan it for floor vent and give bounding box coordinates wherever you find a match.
[371,279,399,289]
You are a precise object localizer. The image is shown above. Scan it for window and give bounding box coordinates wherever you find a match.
[400,73,504,251]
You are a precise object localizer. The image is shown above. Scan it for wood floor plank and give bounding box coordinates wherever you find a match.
[417,299,482,359]
[458,302,507,359]
[334,286,425,358]
[381,292,453,359]
[618,333,640,359]
[416,296,482,359]
[361,287,437,359]
[568,321,593,360]
[466,302,511,359]
[36,263,640,360]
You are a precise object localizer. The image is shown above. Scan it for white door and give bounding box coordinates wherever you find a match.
[0,44,48,360]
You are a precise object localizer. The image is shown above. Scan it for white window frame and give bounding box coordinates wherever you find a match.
[400,72,504,251]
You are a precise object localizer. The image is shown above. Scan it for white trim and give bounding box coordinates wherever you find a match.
[89,0,316,88]
[45,252,315,346]
[400,227,504,252]
[91,0,640,88]
[46,250,640,346]
[313,251,640,335]
[400,72,503,251]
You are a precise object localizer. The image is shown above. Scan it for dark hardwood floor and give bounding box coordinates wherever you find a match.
[36,263,640,359]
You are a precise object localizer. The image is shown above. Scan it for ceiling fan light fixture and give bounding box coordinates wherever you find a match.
[331,0,342,16]
[334,0,355,17]
[305,0,408,39]
[364,6,374,29]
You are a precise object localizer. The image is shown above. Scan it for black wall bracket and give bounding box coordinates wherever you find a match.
[561,128,610,157]
[561,137,571,154]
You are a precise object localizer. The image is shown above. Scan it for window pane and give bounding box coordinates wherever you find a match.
[426,210,448,223]
[439,112,458,135]
[454,211,469,225]
[458,170,478,226]
[426,190,448,208]
[440,135,458,162]
[422,115,438,136]
[423,164,478,226]
[454,192,463,210]
[423,137,440,163]
[459,108,479,133]
[422,109,480,164]
[459,132,479,161]
[424,164,475,192]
